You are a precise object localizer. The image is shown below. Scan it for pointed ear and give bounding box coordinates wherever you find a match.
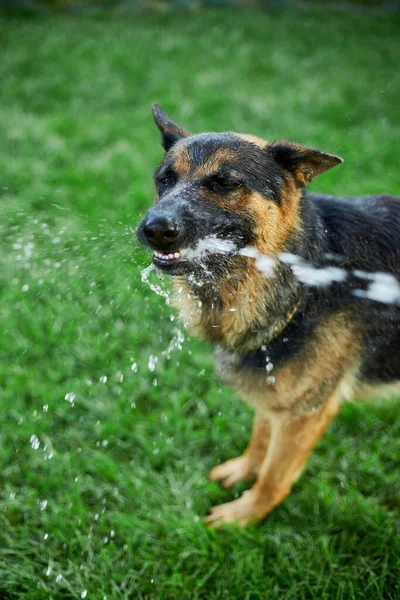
[152,103,191,152]
[269,141,343,187]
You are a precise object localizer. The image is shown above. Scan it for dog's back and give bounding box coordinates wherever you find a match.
[307,191,400,274]
[305,192,400,391]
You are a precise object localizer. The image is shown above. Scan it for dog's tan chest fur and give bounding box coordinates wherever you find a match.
[172,262,270,348]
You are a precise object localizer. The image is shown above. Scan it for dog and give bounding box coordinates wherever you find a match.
[137,104,400,527]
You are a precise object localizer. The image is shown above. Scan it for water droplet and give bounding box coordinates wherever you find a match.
[21,284,29,292]
[65,392,76,405]
[99,375,107,383]
[148,355,158,372]
[40,500,48,511]
[131,362,138,373]
[81,590,87,599]
[24,242,34,258]
[30,435,40,450]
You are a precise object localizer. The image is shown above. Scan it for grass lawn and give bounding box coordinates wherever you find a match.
[1,7,400,599]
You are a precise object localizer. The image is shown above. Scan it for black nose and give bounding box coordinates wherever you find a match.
[143,216,180,251]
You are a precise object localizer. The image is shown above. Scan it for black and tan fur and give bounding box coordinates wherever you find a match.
[137,104,400,527]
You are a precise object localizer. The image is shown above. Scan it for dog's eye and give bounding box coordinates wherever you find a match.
[156,171,176,189]
[207,175,242,193]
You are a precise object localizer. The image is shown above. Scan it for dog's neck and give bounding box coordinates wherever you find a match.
[172,258,302,352]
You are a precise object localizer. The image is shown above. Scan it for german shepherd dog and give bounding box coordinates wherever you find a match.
[137,104,400,527]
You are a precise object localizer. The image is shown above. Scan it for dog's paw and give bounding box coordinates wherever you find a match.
[206,490,269,528]
[208,456,256,488]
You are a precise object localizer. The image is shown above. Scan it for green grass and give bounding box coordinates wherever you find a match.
[1,7,400,599]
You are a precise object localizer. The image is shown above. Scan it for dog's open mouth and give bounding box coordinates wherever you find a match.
[153,248,189,272]
[152,238,237,274]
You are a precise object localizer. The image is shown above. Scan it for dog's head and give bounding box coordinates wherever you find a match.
[137,104,343,277]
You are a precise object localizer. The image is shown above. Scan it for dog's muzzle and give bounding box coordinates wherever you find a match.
[142,215,180,252]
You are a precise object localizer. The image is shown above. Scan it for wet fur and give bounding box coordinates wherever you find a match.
[138,105,400,527]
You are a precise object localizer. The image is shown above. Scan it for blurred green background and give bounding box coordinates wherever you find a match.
[2,0,400,14]
[1,5,400,600]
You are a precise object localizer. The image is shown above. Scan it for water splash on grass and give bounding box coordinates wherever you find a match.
[161,328,185,359]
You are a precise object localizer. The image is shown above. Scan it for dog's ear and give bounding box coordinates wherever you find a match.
[269,141,343,187]
[152,103,191,152]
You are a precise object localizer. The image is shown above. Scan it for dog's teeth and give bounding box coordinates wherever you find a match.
[154,250,182,261]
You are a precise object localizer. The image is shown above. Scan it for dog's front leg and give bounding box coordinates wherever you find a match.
[208,411,271,488]
[206,391,339,528]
